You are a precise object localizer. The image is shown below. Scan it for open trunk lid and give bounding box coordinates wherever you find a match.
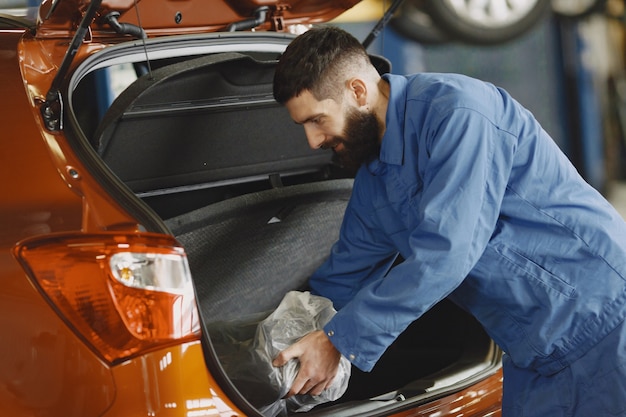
[35,0,362,38]
[35,0,362,131]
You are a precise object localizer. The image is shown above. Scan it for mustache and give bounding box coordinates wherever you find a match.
[320,137,346,150]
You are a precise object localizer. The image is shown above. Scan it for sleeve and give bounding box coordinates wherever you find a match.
[324,104,517,372]
[309,173,400,310]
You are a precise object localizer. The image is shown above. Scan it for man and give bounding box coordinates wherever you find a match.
[271,26,626,416]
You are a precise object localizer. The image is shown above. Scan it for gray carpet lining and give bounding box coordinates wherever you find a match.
[166,179,353,323]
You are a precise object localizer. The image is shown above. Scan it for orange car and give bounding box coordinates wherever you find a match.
[0,1,502,416]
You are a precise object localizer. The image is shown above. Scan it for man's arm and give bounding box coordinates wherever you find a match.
[272,173,399,397]
[324,105,516,372]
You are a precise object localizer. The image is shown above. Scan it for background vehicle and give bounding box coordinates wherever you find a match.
[0,0,503,415]
[390,0,613,45]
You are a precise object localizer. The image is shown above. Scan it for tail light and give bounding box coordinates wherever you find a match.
[14,232,200,364]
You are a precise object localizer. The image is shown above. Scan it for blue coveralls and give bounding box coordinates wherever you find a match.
[310,73,626,416]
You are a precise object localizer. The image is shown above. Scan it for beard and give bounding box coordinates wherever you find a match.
[324,107,382,175]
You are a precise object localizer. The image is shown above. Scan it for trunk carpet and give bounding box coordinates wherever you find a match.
[166,179,353,323]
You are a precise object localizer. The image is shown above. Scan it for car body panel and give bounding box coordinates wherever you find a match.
[35,0,361,38]
[0,26,204,417]
[0,256,116,416]
[9,29,140,234]
[1,30,83,243]
[0,30,107,416]
[390,369,502,417]
[106,341,243,417]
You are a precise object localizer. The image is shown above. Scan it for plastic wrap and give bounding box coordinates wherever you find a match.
[208,291,351,416]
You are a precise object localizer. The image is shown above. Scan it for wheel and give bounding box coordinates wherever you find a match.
[551,0,607,18]
[424,0,552,45]
[390,0,451,45]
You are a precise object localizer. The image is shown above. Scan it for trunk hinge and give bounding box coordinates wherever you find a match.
[103,11,146,39]
[362,0,406,49]
[227,6,270,32]
[40,0,102,131]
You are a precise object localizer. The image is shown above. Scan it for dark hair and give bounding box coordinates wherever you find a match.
[273,26,369,104]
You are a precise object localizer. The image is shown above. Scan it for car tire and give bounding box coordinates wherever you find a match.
[551,0,607,19]
[423,0,552,45]
[391,0,451,45]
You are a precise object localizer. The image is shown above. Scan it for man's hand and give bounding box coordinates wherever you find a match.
[272,330,342,397]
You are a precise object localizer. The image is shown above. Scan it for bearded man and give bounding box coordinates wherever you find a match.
[271,26,626,417]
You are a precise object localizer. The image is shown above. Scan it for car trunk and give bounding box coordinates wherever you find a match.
[164,179,494,413]
[67,32,500,416]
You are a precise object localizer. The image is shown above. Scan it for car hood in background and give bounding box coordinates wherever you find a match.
[35,0,361,38]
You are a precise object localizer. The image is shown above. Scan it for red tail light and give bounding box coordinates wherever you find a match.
[14,232,200,364]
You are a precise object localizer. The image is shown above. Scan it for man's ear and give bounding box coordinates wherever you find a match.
[347,78,368,107]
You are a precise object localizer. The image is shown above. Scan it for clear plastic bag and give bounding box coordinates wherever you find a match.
[208,291,351,416]
[255,291,351,415]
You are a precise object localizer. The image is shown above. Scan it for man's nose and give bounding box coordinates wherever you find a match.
[303,125,325,150]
